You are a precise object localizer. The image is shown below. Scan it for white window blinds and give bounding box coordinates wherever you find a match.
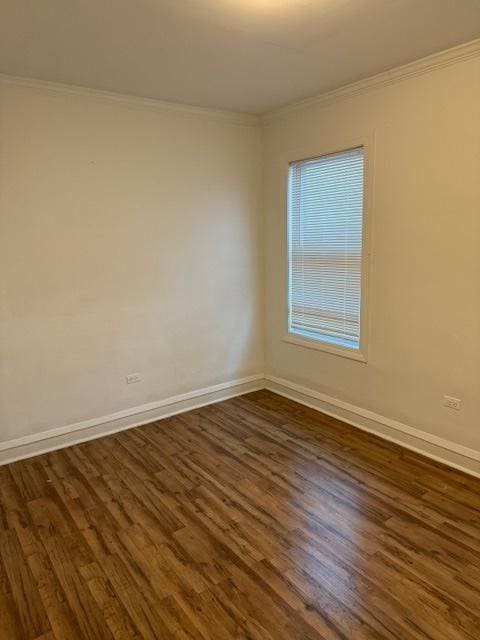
[288,147,365,350]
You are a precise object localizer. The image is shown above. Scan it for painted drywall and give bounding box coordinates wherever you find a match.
[263,55,480,452]
[0,83,263,442]
[2,48,480,463]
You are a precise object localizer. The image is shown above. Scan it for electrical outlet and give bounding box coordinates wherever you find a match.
[126,373,141,384]
[443,395,462,411]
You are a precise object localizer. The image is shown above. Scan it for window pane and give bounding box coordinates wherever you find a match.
[288,147,364,350]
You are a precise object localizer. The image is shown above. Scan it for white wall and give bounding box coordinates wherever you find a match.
[0,83,263,443]
[263,55,480,453]
[2,49,480,467]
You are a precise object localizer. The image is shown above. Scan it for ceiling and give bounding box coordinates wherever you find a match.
[1,0,480,114]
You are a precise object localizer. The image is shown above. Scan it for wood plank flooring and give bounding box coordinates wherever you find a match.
[1,389,480,639]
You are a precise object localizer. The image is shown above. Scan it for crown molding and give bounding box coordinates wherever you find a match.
[0,73,260,127]
[1,38,479,127]
[263,37,480,124]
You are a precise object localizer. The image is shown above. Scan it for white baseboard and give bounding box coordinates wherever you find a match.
[265,375,480,479]
[0,374,264,466]
[3,372,479,480]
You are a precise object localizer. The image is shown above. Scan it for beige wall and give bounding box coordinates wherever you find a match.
[2,53,480,460]
[0,84,263,442]
[263,56,480,452]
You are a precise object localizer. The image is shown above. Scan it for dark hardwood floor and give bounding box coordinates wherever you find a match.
[1,389,479,639]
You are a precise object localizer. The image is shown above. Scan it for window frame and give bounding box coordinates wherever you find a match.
[283,133,375,363]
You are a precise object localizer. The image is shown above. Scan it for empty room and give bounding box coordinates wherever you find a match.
[1,1,480,639]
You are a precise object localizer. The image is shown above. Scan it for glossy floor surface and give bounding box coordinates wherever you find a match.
[1,390,479,639]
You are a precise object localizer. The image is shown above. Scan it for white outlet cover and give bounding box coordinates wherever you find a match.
[443,395,462,410]
[126,373,141,384]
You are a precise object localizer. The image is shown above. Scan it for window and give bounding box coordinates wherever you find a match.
[287,146,366,354]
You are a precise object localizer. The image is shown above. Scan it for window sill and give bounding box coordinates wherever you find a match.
[282,333,367,363]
